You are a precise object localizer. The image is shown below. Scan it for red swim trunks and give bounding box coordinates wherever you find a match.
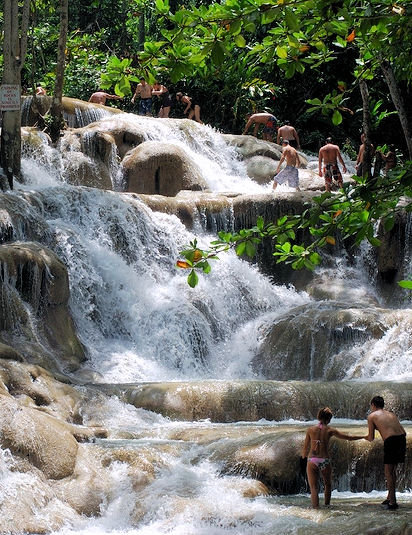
[323,163,343,189]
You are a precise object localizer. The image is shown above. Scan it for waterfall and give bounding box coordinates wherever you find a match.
[1,112,411,534]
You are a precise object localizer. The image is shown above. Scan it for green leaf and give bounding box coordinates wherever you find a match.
[383,216,395,232]
[398,280,412,289]
[332,109,343,125]
[276,46,288,59]
[368,236,381,247]
[211,42,226,66]
[285,9,300,32]
[236,241,246,256]
[245,241,256,257]
[228,20,241,35]
[234,34,246,48]
[187,270,198,288]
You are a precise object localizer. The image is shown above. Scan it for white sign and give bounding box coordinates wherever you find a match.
[0,84,21,111]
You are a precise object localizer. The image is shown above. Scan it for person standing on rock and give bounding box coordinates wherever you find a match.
[242,112,277,141]
[355,132,375,177]
[152,82,174,118]
[175,92,203,123]
[276,120,300,149]
[131,77,153,116]
[301,407,364,509]
[89,90,123,106]
[272,140,301,191]
[318,137,347,192]
[364,396,406,510]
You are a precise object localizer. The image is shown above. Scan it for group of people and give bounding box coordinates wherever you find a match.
[301,396,407,510]
[355,132,397,176]
[89,77,203,123]
[243,112,347,192]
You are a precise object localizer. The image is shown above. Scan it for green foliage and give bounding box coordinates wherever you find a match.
[177,163,412,286]
[100,56,140,97]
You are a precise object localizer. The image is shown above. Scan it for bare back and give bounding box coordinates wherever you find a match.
[368,409,405,441]
[89,92,107,104]
[306,425,334,458]
[319,143,340,165]
[278,125,296,140]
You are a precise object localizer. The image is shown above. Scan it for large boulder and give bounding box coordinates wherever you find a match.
[253,303,412,380]
[121,141,208,196]
[223,134,308,185]
[0,394,78,479]
[0,242,86,371]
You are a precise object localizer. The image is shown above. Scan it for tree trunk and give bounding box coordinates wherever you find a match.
[49,0,68,145]
[358,78,373,179]
[380,59,412,160]
[138,12,145,51]
[0,0,30,190]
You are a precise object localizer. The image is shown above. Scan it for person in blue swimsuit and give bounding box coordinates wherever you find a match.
[301,407,363,508]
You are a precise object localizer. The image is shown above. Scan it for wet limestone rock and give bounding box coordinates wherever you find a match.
[222,134,308,185]
[0,242,86,371]
[121,141,208,196]
[252,303,412,381]
[0,394,78,479]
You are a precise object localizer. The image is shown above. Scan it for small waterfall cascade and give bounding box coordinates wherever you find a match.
[0,111,411,535]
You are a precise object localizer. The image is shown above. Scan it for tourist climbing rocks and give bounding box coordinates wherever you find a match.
[276,120,300,149]
[131,77,153,116]
[318,137,347,191]
[242,112,278,141]
[364,396,406,510]
[89,90,122,106]
[272,140,301,191]
[301,407,363,509]
[175,92,203,123]
[152,82,174,118]
[355,132,375,177]
[379,145,397,174]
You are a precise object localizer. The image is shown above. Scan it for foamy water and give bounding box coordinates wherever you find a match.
[2,113,410,534]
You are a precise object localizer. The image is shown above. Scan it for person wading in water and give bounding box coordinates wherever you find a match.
[301,407,363,508]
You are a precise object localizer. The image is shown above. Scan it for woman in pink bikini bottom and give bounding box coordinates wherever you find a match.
[301,407,363,508]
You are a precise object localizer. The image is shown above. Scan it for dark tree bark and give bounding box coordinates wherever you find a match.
[0,0,30,190]
[359,78,373,179]
[380,59,412,159]
[49,0,68,145]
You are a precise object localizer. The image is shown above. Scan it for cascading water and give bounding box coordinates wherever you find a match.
[1,111,411,535]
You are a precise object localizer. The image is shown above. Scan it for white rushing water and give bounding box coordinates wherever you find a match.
[2,113,410,535]
[15,115,412,382]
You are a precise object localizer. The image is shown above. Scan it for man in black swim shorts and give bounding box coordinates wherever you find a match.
[364,396,407,510]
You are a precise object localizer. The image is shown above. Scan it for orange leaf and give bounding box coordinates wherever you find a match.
[193,249,202,262]
[299,45,310,52]
[347,30,356,42]
[333,210,343,218]
[325,236,336,245]
[177,261,190,269]
[365,202,371,210]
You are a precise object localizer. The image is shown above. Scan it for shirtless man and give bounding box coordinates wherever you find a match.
[36,86,47,96]
[242,112,278,141]
[364,396,406,510]
[131,77,153,116]
[277,120,300,149]
[88,90,122,105]
[355,133,375,176]
[301,407,363,508]
[273,140,301,191]
[153,83,174,118]
[318,137,347,192]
